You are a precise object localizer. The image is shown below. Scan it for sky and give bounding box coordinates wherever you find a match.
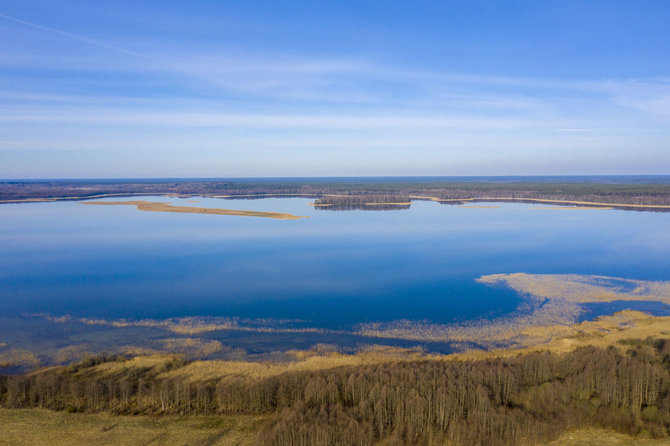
[1,0,670,178]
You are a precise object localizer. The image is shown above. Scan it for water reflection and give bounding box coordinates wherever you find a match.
[1,196,669,363]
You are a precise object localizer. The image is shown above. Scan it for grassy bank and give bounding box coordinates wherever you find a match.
[5,338,670,445]
[3,409,669,446]
[0,408,265,446]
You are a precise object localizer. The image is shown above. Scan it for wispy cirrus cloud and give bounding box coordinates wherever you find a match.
[601,79,670,119]
[0,13,145,58]
[0,107,533,130]
[1,6,669,177]
[2,11,669,119]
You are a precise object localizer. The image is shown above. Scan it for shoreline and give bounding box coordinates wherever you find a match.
[4,309,669,379]
[4,273,670,372]
[4,192,670,211]
[409,194,670,210]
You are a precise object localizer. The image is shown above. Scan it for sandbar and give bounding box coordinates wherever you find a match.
[82,200,307,220]
[409,195,670,210]
[532,206,614,210]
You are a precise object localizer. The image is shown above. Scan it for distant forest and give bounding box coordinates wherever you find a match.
[3,177,670,208]
[3,339,670,445]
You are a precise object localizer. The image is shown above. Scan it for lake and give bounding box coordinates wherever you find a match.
[1,196,670,367]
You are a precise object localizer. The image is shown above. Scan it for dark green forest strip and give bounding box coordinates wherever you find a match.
[4,178,670,209]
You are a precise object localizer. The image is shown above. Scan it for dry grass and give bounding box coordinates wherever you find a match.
[0,408,265,446]
[158,338,223,357]
[21,274,670,370]
[40,314,241,335]
[453,310,670,361]
[35,313,336,337]
[92,305,670,380]
[409,195,670,210]
[30,308,670,381]
[532,206,615,210]
[52,344,97,364]
[70,355,178,378]
[0,349,40,368]
[77,347,429,383]
[543,428,670,445]
[470,196,670,209]
[82,200,307,220]
[0,192,162,204]
[3,409,666,446]
[359,274,670,346]
[478,273,670,305]
[17,309,670,382]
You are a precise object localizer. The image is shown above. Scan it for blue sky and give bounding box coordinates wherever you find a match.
[1,0,669,178]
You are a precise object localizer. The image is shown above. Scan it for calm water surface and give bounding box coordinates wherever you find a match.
[1,197,670,354]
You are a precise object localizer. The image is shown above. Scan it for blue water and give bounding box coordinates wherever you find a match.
[1,197,670,334]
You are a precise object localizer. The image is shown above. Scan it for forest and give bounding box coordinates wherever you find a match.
[3,178,670,208]
[2,338,670,445]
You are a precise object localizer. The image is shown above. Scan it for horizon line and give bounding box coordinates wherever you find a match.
[3,174,670,182]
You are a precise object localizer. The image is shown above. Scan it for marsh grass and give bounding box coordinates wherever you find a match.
[2,409,669,445]
[0,408,265,446]
[545,428,670,445]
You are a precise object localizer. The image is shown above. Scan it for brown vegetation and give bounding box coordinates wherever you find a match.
[5,179,670,211]
[0,408,265,446]
[545,427,670,445]
[82,201,307,220]
[4,339,670,445]
[358,274,670,346]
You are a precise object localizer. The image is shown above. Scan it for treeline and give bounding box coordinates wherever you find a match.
[4,179,670,208]
[424,188,670,207]
[0,181,316,201]
[314,194,412,211]
[2,340,670,445]
[316,204,411,211]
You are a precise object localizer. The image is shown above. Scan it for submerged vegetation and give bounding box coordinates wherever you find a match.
[4,271,669,372]
[3,339,670,445]
[4,180,670,444]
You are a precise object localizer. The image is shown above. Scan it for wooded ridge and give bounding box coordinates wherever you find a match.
[2,339,670,445]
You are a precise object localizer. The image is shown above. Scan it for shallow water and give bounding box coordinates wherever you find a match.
[1,196,670,360]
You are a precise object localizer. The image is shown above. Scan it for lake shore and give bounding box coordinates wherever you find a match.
[4,189,670,211]
[4,177,670,212]
[3,311,670,445]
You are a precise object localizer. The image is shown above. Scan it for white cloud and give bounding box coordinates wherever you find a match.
[1,11,669,176]
[0,107,532,130]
